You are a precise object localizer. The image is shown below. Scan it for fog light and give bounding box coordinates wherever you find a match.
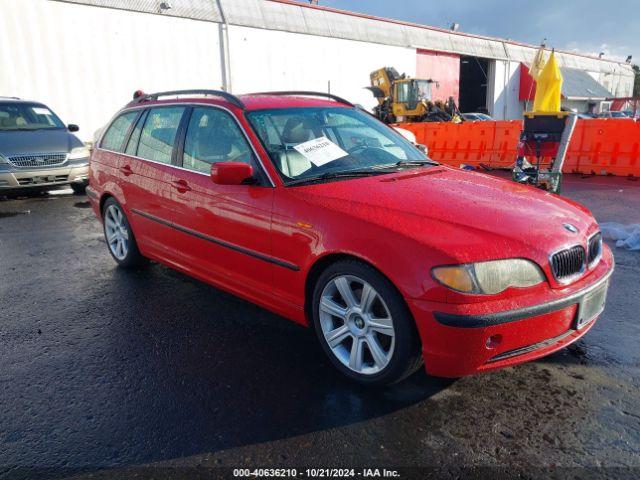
[486,334,502,349]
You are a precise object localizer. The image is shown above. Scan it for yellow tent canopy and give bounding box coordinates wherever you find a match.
[531,50,563,114]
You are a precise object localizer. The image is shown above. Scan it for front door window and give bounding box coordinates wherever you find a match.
[182,107,256,174]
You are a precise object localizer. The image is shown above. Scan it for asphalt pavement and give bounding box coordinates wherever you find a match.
[0,175,639,480]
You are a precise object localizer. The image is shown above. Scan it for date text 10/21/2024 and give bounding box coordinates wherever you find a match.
[232,468,401,478]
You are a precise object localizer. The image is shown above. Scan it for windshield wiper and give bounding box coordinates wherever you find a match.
[286,169,388,186]
[367,159,439,172]
[394,159,439,167]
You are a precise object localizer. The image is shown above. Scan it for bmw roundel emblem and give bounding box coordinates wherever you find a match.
[563,223,579,233]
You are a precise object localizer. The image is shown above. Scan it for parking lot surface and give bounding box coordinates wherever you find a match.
[1,175,639,479]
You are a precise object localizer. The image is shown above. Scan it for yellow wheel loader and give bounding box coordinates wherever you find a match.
[367,67,461,124]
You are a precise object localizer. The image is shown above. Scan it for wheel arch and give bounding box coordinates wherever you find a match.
[304,252,425,383]
[98,183,127,218]
[99,192,114,217]
[304,252,412,328]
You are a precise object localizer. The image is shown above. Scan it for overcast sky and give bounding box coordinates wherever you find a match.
[313,0,638,62]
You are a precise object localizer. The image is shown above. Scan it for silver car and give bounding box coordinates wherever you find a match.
[0,98,89,194]
[461,112,493,122]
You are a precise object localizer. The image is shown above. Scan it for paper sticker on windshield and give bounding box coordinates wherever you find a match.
[32,107,52,116]
[293,136,348,167]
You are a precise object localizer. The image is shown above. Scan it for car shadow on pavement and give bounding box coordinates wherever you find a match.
[83,264,454,467]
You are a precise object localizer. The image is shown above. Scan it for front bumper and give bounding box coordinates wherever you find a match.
[408,247,614,377]
[0,161,89,190]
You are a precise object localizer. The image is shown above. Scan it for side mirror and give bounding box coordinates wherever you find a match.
[416,143,428,155]
[211,162,254,185]
[68,124,80,132]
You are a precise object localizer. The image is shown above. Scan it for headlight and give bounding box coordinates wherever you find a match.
[0,154,7,164]
[432,259,545,295]
[68,146,90,160]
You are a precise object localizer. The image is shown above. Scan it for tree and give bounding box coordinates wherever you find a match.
[634,64,640,97]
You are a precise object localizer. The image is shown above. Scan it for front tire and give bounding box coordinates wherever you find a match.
[102,198,146,268]
[312,260,423,386]
[71,182,87,195]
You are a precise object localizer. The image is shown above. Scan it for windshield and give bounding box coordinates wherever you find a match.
[413,80,432,101]
[0,103,65,131]
[246,107,434,184]
[396,80,431,104]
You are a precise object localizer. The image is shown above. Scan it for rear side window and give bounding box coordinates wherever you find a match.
[182,107,255,174]
[100,111,138,152]
[125,110,148,156]
[136,107,185,164]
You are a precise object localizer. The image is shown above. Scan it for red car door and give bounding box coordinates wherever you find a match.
[119,106,187,264]
[93,109,139,205]
[165,106,279,305]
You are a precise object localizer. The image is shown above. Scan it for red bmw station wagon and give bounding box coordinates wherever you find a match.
[87,90,613,386]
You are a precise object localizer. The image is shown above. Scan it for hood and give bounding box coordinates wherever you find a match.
[0,129,82,157]
[291,166,596,264]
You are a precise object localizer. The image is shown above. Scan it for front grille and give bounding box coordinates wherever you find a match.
[588,232,602,265]
[7,153,67,168]
[551,245,586,280]
[17,175,69,186]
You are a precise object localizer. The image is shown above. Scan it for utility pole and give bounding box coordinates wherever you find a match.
[214,0,232,92]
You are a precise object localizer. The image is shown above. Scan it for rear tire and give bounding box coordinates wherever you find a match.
[102,197,146,268]
[312,260,423,386]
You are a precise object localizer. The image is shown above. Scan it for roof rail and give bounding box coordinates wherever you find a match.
[0,96,20,100]
[249,91,354,107]
[130,89,246,109]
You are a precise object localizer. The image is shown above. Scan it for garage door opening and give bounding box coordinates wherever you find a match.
[459,56,489,114]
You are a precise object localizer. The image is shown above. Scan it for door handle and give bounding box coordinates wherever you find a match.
[120,164,132,176]
[172,179,191,193]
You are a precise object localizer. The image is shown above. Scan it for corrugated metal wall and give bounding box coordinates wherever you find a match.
[53,0,636,77]
[2,0,635,138]
[54,0,222,22]
[489,60,524,120]
[51,0,635,103]
[229,25,417,110]
[1,0,223,141]
[223,0,507,59]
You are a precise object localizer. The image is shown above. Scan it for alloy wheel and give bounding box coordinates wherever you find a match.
[319,275,395,375]
[104,204,129,261]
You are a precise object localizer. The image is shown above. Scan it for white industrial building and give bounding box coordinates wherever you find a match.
[1,0,635,142]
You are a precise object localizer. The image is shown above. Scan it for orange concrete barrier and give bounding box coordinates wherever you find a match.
[488,120,520,169]
[565,119,640,176]
[397,119,640,176]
